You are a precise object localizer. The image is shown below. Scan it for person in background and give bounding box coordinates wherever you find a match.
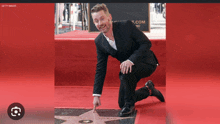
[58,3,64,28]
[63,3,70,23]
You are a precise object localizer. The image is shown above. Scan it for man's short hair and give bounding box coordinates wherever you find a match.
[91,3,110,15]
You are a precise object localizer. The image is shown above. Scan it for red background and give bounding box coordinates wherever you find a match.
[0,3,220,123]
[0,3,54,123]
[166,3,220,124]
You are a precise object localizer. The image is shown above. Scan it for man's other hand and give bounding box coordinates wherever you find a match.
[120,60,134,74]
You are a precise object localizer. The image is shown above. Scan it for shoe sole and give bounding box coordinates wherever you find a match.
[145,80,154,89]
[145,80,165,102]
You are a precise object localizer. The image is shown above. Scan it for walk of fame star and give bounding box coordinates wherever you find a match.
[55,109,136,124]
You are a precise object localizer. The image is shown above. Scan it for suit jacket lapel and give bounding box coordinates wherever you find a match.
[113,22,122,53]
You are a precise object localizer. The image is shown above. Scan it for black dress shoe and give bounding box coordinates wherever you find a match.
[145,80,165,102]
[119,104,135,117]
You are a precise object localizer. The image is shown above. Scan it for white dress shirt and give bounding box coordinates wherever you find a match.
[103,33,117,50]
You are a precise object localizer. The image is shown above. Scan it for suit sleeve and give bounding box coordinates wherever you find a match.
[93,42,108,95]
[127,20,152,64]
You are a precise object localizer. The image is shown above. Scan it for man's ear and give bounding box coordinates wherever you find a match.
[108,14,112,21]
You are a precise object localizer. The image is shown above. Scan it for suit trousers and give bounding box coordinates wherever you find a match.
[118,62,157,108]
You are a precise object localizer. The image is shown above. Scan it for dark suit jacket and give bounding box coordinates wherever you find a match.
[93,20,159,95]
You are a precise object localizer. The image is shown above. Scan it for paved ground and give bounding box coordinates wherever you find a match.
[54,86,166,123]
[55,108,136,124]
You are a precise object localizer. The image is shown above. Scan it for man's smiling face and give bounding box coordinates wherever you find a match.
[91,10,112,33]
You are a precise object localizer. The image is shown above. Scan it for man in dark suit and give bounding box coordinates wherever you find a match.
[91,3,165,117]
